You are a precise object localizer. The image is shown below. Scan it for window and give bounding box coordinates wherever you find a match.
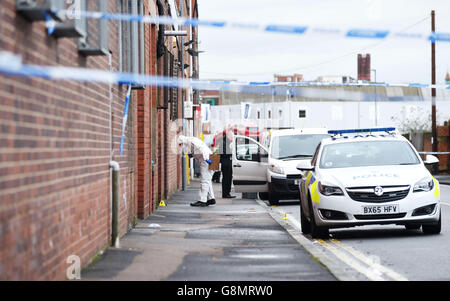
[319,141,420,169]
[299,110,306,118]
[16,0,65,22]
[270,135,330,160]
[52,0,86,38]
[235,137,266,162]
[118,0,146,88]
[257,110,261,119]
[268,110,272,119]
[78,0,109,56]
[170,54,179,120]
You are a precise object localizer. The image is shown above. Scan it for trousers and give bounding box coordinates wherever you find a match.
[221,155,232,197]
[199,160,215,203]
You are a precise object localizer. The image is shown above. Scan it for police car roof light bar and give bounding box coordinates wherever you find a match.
[328,127,396,135]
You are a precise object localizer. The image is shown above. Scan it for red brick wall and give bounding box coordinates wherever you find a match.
[0,0,190,280]
[0,0,135,280]
[136,3,153,220]
[423,124,450,173]
[150,25,158,212]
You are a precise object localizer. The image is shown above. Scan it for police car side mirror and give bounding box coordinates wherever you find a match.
[424,154,439,165]
[296,161,315,171]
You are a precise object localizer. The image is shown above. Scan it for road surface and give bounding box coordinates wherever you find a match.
[267,184,450,280]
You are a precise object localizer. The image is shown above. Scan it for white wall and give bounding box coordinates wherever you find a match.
[210,100,450,133]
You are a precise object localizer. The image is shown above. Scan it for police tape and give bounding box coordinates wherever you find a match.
[0,51,449,97]
[120,85,132,156]
[48,9,450,43]
[419,152,450,155]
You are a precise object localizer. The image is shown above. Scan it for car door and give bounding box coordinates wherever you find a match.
[232,135,269,193]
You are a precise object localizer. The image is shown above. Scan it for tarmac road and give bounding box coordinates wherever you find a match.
[273,184,450,280]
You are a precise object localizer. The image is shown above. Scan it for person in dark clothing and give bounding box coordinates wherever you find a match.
[219,129,236,198]
[212,170,221,183]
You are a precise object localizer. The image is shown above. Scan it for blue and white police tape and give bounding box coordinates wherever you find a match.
[0,51,449,96]
[47,9,450,43]
[44,12,56,35]
[419,152,450,155]
[120,85,132,156]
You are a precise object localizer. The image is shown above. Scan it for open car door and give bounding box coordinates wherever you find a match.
[232,135,269,193]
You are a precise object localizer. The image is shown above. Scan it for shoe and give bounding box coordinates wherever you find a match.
[222,195,236,199]
[190,201,208,207]
[207,199,216,206]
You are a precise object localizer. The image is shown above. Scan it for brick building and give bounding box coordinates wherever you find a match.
[274,73,303,83]
[0,0,198,280]
[424,124,450,173]
[357,53,371,81]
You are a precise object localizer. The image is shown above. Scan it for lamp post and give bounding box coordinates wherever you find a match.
[371,69,377,126]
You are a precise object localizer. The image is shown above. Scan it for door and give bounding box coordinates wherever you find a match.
[232,135,269,193]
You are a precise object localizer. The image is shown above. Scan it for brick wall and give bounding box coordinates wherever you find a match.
[0,0,139,280]
[423,124,450,173]
[0,0,192,280]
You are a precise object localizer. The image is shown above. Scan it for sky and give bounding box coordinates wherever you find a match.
[197,0,450,85]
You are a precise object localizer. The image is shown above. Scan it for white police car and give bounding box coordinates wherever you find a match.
[296,127,441,238]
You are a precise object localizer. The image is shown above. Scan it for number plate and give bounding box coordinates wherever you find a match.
[362,204,399,215]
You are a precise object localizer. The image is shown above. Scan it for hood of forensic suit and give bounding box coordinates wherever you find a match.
[178,135,212,160]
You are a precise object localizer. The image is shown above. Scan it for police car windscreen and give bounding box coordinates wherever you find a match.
[319,141,420,169]
[271,135,330,160]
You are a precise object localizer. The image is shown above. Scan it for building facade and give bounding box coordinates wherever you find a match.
[274,73,303,83]
[0,0,198,280]
[357,53,371,81]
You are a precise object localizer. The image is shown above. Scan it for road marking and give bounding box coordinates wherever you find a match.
[268,204,408,281]
[261,203,360,281]
[329,239,408,281]
[315,239,385,281]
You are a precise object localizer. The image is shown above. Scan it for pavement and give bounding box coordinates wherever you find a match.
[81,179,336,281]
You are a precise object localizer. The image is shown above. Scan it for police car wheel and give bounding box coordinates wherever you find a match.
[308,197,329,238]
[300,204,311,234]
[422,213,441,235]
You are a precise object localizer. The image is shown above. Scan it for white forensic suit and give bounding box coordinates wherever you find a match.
[178,135,215,204]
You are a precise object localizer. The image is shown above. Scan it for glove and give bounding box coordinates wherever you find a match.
[206,159,213,165]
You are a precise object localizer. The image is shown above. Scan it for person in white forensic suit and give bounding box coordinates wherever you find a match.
[178,135,216,207]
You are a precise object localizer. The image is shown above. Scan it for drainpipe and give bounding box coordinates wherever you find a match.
[110,160,120,248]
[180,0,186,191]
[107,52,120,248]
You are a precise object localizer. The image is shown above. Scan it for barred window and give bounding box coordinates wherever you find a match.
[78,0,109,56]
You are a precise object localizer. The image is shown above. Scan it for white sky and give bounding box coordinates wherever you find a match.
[197,0,450,85]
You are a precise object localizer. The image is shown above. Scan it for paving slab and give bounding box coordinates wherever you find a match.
[82,180,336,281]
